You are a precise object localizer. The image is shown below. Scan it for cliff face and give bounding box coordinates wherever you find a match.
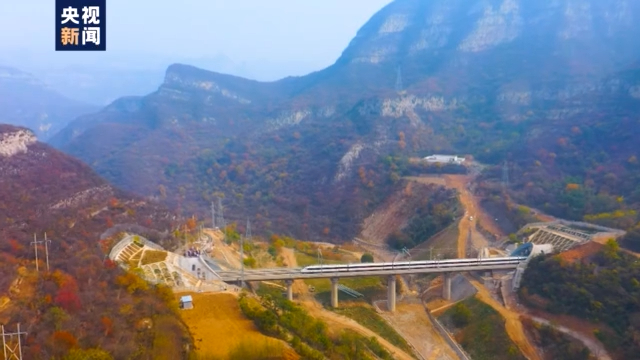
[51,0,640,240]
[0,126,37,157]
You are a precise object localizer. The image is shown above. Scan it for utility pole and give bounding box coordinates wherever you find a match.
[44,232,51,272]
[2,323,26,360]
[211,202,216,228]
[217,198,226,241]
[240,235,244,288]
[245,218,251,241]
[30,233,43,272]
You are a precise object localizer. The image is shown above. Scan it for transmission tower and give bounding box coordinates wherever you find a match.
[502,161,510,188]
[217,198,226,241]
[30,233,44,272]
[217,198,225,229]
[2,323,26,360]
[395,65,403,92]
[240,235,245,288]
[211,202,216,228]
[245,218,252,242]
[44,233,51,272]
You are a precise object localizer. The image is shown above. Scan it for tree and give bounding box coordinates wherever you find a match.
[44,306,68,330]
[51,331,78,352]
[361,253,374,263]
[244,257,257,268]
[101,316,113,337]
[603,239,620,261]
[55,277,81,312]
[186,217,197,230]
[451,303,471,327]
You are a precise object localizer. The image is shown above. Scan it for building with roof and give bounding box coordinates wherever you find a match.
[423,155,465,165]
[180,295,193,310]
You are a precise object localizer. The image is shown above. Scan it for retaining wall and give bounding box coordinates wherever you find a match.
[423,302,471,360]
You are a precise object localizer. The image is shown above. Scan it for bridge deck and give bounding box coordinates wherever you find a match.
[216,263,521,282]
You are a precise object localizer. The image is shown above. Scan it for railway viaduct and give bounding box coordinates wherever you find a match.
[216,257,526,312]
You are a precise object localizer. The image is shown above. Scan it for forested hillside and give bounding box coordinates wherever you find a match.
[0,125,190,359]
[52,0,640,241]
[474,64,640,248]
[519,242,640,360]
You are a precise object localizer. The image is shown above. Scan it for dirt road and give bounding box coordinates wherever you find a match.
[465,277,541,360]
[501,276,613,360]
[280,248,310,296]
[529,316,612,360]
[204,229,243,269]
[443,175,498,258]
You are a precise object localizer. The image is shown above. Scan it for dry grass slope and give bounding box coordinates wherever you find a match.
[140,250,168,265]
[177,293,293,358]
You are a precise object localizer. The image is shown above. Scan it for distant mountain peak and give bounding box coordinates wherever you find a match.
[0,125,36,157]
[0,66,46,87]
[338,0,639,69]
[0,67,98,140]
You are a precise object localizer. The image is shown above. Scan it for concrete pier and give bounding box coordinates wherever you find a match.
[442,273,452,300]
[285,279,293,301]
[387,275,397,312]
[331,277,339,308]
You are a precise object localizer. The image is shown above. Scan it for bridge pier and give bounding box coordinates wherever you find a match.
[442,273,452,300]
[331,278,339,308]
[285,279,294,301]
[387,275,396,312]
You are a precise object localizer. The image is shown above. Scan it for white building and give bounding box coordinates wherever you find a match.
[423,155,465,165]
[180,295,194,310]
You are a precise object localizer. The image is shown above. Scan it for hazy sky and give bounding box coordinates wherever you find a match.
[0,0,391,79]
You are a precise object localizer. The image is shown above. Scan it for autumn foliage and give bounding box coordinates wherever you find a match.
[51,331,78,351]
[54,275,81,312]
[0,130,189,358]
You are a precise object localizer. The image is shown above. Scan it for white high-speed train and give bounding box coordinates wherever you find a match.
[299,256,527,273]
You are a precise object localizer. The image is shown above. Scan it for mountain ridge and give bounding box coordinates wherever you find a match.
[0,66,98,140]
[52,0,640,240]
